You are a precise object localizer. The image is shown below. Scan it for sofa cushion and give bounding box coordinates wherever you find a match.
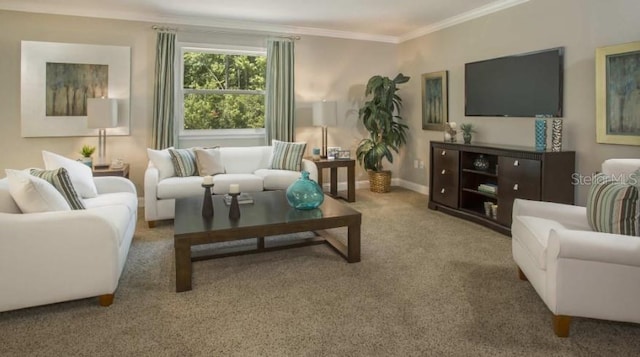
[511,215,566,270]
[30,168,85,210]
[5,169,71,213]
[83,192,138,218]
[212,174,264,195]
[194,148,225,176]
[169,148,197,177]
[42,150,98,198]
[269,140,306,171]
[147,147,176,180]
[157,176,205,199]
[255,169,302,190]
[220,146,272,174]
[587,173,639,236]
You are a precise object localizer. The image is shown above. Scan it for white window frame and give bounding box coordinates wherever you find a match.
[177,42,267,139]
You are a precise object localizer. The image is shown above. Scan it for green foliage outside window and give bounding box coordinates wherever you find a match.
[183,51,266,130]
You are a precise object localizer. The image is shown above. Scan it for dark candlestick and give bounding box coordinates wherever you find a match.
[228,192,240,220]
[202,183,214,218]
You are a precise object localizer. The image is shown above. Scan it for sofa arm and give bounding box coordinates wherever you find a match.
[547,229,640,268]
[94,176,137,195]
[0,208,124,309]
[144,162,160,221]
[301,159,318,182]
[512,199,590,230]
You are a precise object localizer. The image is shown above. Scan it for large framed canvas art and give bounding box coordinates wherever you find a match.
[21,41,131,137]
[596,41,640,146]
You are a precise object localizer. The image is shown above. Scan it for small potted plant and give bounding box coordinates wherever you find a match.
[80,145,96,168]
[460,123,475,144]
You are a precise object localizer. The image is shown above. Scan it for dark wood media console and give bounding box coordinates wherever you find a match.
[428,141,575,235]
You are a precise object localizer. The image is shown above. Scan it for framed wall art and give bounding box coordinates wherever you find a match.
[421,70,448,131]
[596,41,640,145]
[21,41,131,137]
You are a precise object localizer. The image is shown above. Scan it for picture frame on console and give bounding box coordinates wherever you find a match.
[421,70,448,131]
[596,41,640,146]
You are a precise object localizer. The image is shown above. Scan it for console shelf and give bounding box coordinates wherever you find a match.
[428,141,575,235]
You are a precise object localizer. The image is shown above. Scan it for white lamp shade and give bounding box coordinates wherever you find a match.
[87,98,118,129]
[312,100,337,127]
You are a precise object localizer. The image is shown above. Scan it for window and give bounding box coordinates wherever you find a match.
[179,45,266,137]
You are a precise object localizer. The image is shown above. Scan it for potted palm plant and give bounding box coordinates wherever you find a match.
[356,73,410,193]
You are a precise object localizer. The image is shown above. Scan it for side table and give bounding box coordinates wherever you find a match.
[92,163,130,178]
[313,159,355,202]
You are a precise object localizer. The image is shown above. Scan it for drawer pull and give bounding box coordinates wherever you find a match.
[441,150,446,156]
[513,160,519,166]
[441,169,446,175]
[440,188,446,194]
[513,184,519,191]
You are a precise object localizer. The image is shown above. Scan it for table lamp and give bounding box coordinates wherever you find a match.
[312,100,337,158]
[87,98,118,169]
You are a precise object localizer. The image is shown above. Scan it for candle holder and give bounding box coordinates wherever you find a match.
[201,183,214,218]
[228,192,241,220]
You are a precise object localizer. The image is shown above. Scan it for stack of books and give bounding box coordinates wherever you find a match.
[223,193,254,205]
[477,183,498,195]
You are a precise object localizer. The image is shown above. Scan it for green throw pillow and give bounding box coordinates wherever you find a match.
[586,173,639,236]
[30,168,85,210]
[269,140,306,171]
[169,148,197,177]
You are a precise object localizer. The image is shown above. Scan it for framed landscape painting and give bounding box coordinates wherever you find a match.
[21,41,131,137]
[421,70,448,131]
[596,41,640,145]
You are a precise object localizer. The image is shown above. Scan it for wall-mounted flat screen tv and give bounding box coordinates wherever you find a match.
[465,47,564,117]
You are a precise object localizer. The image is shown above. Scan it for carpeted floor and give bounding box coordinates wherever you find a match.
[2,188,640,356]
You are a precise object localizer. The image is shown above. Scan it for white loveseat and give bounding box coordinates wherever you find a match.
[512,159,640,337]
[144,146,318,226]
[0,175,137,312]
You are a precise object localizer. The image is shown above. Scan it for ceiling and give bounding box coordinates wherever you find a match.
[0,0,529,43]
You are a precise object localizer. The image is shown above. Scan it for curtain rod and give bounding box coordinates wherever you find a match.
[151,25,300,40]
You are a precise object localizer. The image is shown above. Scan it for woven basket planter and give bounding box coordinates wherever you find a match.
[368,170,391,193]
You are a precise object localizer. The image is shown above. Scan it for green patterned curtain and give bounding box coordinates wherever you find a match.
[152,31,176,149]
[265,39,295,143]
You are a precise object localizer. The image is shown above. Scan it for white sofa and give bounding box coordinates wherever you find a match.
[512,159,640,337]
[144,146,318,226]
[0,176,137,312]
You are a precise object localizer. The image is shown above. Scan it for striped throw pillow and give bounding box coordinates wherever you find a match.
[169,148,197,177]
[586,173,639,236]
[30,168,86,210]
[269,140,307,171]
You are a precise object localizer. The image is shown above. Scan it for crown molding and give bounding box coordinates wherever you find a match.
[398,0,530,43]
[0,0,528,44]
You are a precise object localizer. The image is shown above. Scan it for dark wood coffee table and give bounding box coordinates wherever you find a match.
[173,191,361,292]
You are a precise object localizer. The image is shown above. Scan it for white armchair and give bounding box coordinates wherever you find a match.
[511,159,640,337]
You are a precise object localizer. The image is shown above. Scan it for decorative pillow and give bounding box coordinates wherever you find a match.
[5,169,71,213]
[194,148,225,176]
[169,148,197,177]
[147,147,176,180]
[42,150,98,198]
[586,173,639,236]
[269,140,307,171]
[30,168,85,210]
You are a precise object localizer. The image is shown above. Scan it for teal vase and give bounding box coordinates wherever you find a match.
[286,171,324,210]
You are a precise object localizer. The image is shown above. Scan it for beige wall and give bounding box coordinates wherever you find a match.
[398,0,640,205]
[0,10,395,195]
[3,1,639,205]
